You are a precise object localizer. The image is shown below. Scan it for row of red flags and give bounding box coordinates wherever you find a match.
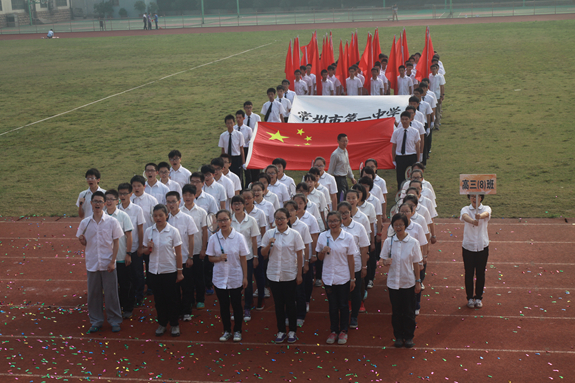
[284,27,434,94]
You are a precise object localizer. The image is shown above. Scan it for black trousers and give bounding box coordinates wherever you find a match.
[204,259,214,290]
[215,286,243,333]
[423,131,432,165]
[297,266,313,319]
[350,270,363,319]
[334,176,348,202]
[367,240,381,282]
[325,281,350,333]
[416,262,427,310]
[395,154,417,190]
[269,279,298,333]
[177,262,194,315]
[190,254,205,304]
[230,155,243,189]
[116,261,135,313]
[462,247,489,300]
[314,259,323,280]
[388,286,416,340]
[149,272,179,327]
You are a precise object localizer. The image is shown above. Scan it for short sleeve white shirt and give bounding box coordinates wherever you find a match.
[118,201,146,252]
[460,204,491,252]
[321,79,335,95]
[307,200,325,232]
[371,184,385,205]
[130,192,158,231]
[276,97,292,112]
[316,230,357,285]
[291,218,313,261]
[169,166,192,189]
[244,113,261,130]
[76,186,106,217]
[346,77,363,95]
[145,181,169,205]
[203,181,227,205]
[263,227,305,282]
[429,73,446,97]
[195,191,218,215]
[231,213,260,260]
[142,223,183,274]
[390,126,421,156]
[255,199,275,226]
[406,221,428,248]
[247,206,268,247]
[163,179,183,197]
[294,79,308,95]
[107,208,134,262]
[374,175,388,195]
[299,211,320,235]
[218,130,245,157]
[206,229,250,289]
[168,211,199,258]
[224,171,242,193]
[77,213,123,272]
[180,203,207,255]
[263,190,280,210]
[260,100,286,123]
[316,184,332,210]
[235,124,253,147]
[420,196,438,218]
[341,220,370,272]
[268,181,290,205]
[396,75,413,95]
[380,234,423,289]
[351,209,372,236]
[411,212,430,235]
[370,78,384,95]
[319,172,338,198]
[277,174,297,197]
[216,175,235,201]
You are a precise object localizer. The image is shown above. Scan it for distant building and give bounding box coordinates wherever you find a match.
[0,0,72,27]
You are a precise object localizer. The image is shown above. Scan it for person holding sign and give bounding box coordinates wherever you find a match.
[390,112,420,190]
[460,195,491,309]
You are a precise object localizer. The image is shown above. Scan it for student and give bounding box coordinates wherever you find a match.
[281,80,296,104]
[327,65,342,95]
[218,115,246,180]
[353,64,365,88]
[411,92,432,129]
[356,179,383,287]
[276,85,292,122]
[77,168,105,219]
[320,69,335,96]
[370,67,384,96]
[380,213,422,348]
[305,64,317,94]
[396,65,414,95]
[166,191,199,322]
[293,193,320,303]
[207,210,249,342]
[294,70,308,95]
[307,167,332,211]
[300,65,314,95]
[258,173,281,210]
[230,195,260,322]
[251,181,275,229]
[158,162,182,198]
[261,88,286,123]
[404,193,434,245]
[364,159,388,220]
[351,184,377,291]
[345,67,363,96]
[117,183,146,308]
[243,101,261,130]
[419,82,438,129]
[272,158,297,197]
[234,110,253,185]
[250,183,274,308]
[169,150,192,189]
[359,167,385,218]
[460,194,491,309]
[180,184,208,312]
[328,133,356,201]
[316,211,357,345]
[401,169,436,207]
[261,208,304,344]
[345,189,372,246]
[391,112,421,190]
[145,163,169,205]
[374,61,389,94]
[408,96,427,128]
[406,62,418,88]
[221,153,242,196]
[76,191,123,334]
[296,182,325,233]
[408,181,438,220]
[304,173,328,230]
[211,157,236,207]
[142,204,184,337]
[189,172,219,215]
[266,165,290,205]
[313,157,338,209]
[429,64,446,126]
[104,190,134,319]
[201,165,227,210]
[404,106,426,163]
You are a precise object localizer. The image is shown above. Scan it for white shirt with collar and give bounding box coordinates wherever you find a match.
[206,228,250,289]
[328,74,342,89]
[328,147,354,179]
[422,92,437,109]
[321,79,335,95]
[411,212,430,235]
[284,89,296,104]
[244,113,261,130]
[255,198,275,227]
[318,172,338,199]
[370,77,384,95]
[168,211,199,258]
[396,75,413,95]
[351,209,372,236]
[145,180,169,205]
[76,186,106,217]
[224,171,242,194]
[374,175,388,195]
[414,110,426,126]
[130,192,158,230]
[419,195,438,218]
[341,220,370,272]
[294,79,308,95]
[247,206,268,247]
[218,130,245,157]
[381,234,423,289]
[316,183,332,210]
[316,230,358,285]
[169,166,192,189]
[143,223,183,274]
[460,203,491,252]
[260,100,286,123]
[390,126,420,156]
[291,217,313,261]
[277,174,296,197]
[371,184,385,205]
[231,213,260,260]
[298,211,320,236]
[195,191,218,215]
[263,190,280,210]
[418,99,433,118]
[180,203,207,255]
[76,213,123,272]
[215,175,235,205]
[234,124,253,148]
[307,200,325,232]
[262,227,305,282]
[203,181,227,206]
[416,204,433,226]
[162,179,183,197]
[106,208,134,262]
[308,188,328,217]
[118,201,146,252]
[357,200,377,226]
[402,221,428,248]
[346,77,363,95]
[268,181,290,205]
[276,96,292,113]
[429,73,446,98]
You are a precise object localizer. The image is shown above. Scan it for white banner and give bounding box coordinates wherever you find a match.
[288,95,411,124]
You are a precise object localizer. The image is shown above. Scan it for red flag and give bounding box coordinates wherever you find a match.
[246,119,396,170]
[353,31,360,64]
[385,35,398,93]
[311,33,322,96]
[416,27,434,82]
[293,37,301,75]
[373,28,382,65]
[401,28,410,63]
[336,39,347,93]
[285,40,294,91]
[358,33,372,79]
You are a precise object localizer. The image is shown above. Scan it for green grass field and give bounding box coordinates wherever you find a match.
[1,19,574,218]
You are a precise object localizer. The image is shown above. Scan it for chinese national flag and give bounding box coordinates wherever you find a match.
[246,119,396,170]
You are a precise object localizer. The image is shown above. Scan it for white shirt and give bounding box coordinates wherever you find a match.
[263,190,280,210]
[316,230,358,285]
[224,171,242,194]
[268,181,290,205]
[381,234,423,289]
[351,209,372,236]
[316,183,332,210]
[371,184,385,205]
[374,175,388,195]
[346,77,363,95]
[307,200,325,232]
[247,206,268,247]
[215,174,235,201]
[405,221,428,249]
[410,120,425,136]
[255,198,275,226]
[321,79,335,95]
[218,130,245,157]
[130,192,158,231]
[284,89,296,104]
[118,201,146,252]
[162,179,183,197]
[416,204,433,226]
[276,96,292,113]
[319,172,338,200]
[429,73,446,98]
[308,188,327,216]
[357,200,377,225]
[299,211,320,236]
[206,228,249,289]
[181,203,207,255]
[396,75,413,95]
[294,79,308,95]
[418,99,433,118]
[168,211,199,258]
[328,147,354,179]
[77,213,123,272]
[76,186,106,218]
[244,113,261,130]
[260,100,286,123]
[203,181,227,206]
[419,195,438,218]
[232,213,260,260]
[328,74,341,89]
[370,78,384,95]
[411,212,430,235]
[106,208,134,262]
[145,180,169,205]
[341,220,370,272]
[422,93,437,109]
[277,174,296,197]
[235,124,253,148]
[143,223,183,274]
[170,166,192,189]
[460,204,491,252]
[291,218,313,261]
[195,191,218,215]
[263,227,305,282]
[391,126,420,156]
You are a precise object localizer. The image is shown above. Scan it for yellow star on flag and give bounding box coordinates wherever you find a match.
[297,129,305,136]
[304,143,311,146]
[267,130,289,143]
[305,136,312,142]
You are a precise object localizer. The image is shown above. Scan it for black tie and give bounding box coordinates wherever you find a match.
[264,102,273,122]
[228,132,233,155]
[247,116,251,127]
[401,129,407,155]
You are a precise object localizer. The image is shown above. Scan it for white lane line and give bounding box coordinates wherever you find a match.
[0,42,273,137]
[0,373,219,383]
[437,240,575,244]
[435,222,572,226]
[432,261,575,266]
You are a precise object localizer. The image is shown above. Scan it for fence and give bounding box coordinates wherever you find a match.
[1,1,574,34]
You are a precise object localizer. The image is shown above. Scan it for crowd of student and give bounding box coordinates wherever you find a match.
[76,51,491,348]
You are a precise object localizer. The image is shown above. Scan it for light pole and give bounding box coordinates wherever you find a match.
[236,0,240,18]
[201,0,204,24]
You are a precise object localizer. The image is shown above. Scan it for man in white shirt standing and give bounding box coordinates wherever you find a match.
[169,150,192,189]
[390,112,421,190]
[76,191,124,334]
[158,162,182,198]
[201,165,227,210]
[261,88,286,123]
[306,64,317,94]
[282,80,296,104]
[397,65,414,96]
[234,110,252,184]
[327,65,342,95]
[294,70,308,96]
[328,133,356,201]
[346,67,363,96]
[276,85,292,122]
[319,69,335,96]
[144,163,169,205]
[429,64,446,127]
[219,114,246,182]
[77,168,106,219]
[272,158,296,197]
[370,67,384,95]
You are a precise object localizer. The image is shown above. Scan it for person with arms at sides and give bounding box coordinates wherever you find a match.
[296,182,325,234]
[408,181,438,225]
[276,85,292,122]
[77,191,123,334]
[345,66,363,96]
[406,62,418,89]
[390,111,420,190]
[376,60,390,94]
[207,210,249,342]
[294,70,309,96]
[351,184,376,261]
[305,64,317,94]
[77,168,105,219]
[429,64,446,127]
[460,194,491,309]
[338,201,369,329]
[142,204,184,337]
[396,65,414,96]
[304,173,328,229]
[189,172,219,215]
[218,114,246,181]
[180,184,208,312]
[166,192,199,322]
[250,183,274,308]
[419,82,437,129]
[282,80,296,105]
[316,211,358,345]
[411,92,432,132]
[234,110,252,187]
[158,162,182,198]
[251,181,275,229]
[320,69,335,96]
[370,67,384,95]
[403,106,426,163]
[243,101,262,186]
[117,183,146,307]
[327,65,342,95]
[328,133,356,202]
[300,65,314,95]
[272,158,297,197]
[308,167,332,211]
[353,64,365,90]
[405,187,436,246]
[221,153,242,197]
[261,88,286,123]
[400,169,436,208]
[169,150,192,189]
[380,213,422,348]
[230,195,260,322]
[359,166,385,219]
[345,189,372,253]
[201,165,227,210]
[364,159,388,220]
[261,208,304,343]
[145,163,169,205]
[258,173,281,210]
[313,156,338,209]
[408,97,427,130]
[284,200,313,327]
[104,190,134,319]
[266,165,290,205]
[211,157,236,208]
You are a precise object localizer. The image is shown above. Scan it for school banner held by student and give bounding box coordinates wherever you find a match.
[246,119,395,171]
[288,95,410,124]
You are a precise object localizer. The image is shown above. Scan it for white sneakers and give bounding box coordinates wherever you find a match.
[467,299,475,308]
[475,299,483,308]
